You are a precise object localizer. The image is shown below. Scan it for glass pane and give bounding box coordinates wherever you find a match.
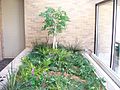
[113,0,120,78]
[97,1,113,66]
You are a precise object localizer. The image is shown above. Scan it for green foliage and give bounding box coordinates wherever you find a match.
[15,44,106,90]
[44,75,85,90]
[2,65,23,90]
[4,68,17,90]
[39,7,69,35]
[39,7,69,48]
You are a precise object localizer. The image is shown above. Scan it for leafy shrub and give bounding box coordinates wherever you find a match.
[15,44,106,90]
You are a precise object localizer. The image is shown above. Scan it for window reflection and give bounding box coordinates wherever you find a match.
[97,1,113,67]
[113,0,120,78]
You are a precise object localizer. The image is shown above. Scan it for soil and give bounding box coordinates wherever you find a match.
[49,71,86,83]
[0,58,13,72]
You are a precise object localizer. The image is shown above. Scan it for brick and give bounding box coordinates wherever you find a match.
[24,0,99,51]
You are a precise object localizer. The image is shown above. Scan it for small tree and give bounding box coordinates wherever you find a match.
[39,7,69,49]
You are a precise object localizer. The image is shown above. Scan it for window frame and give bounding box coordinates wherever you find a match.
[94,0,120,87]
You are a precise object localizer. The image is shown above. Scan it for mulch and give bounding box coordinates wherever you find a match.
[49,71,86,83]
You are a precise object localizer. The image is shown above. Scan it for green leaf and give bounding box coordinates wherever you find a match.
[39,7,69,36]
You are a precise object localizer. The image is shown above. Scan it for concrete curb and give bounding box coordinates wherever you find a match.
[0,48,31,90]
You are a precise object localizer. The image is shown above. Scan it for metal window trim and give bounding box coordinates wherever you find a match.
[94,0,118,68]
[96,0,112,5]
[94,0,112,55]
[110,0,117,68]
[94,4,99,55]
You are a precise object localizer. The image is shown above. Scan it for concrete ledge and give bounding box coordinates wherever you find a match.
[83,53,120,90]
[91,53,120,87]
[0,48,31,90]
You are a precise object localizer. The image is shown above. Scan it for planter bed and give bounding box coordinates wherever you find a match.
[2,44,106,90]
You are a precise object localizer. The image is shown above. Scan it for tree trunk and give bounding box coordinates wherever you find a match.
[53,35,56,49]
[53,22,57,49]
[53,30,58,49]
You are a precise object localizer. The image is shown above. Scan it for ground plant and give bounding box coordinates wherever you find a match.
[7,44,106,90]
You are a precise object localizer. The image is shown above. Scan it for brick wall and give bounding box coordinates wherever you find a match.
[24,0,105,51]
[0,0,105,59]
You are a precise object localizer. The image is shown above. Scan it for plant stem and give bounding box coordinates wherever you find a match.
[53,25,57,49]
[53,34,56,49]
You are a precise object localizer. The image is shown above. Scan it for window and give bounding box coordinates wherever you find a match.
[113,0,120,78]
[95,0,113,67]
[95,0,120,87]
